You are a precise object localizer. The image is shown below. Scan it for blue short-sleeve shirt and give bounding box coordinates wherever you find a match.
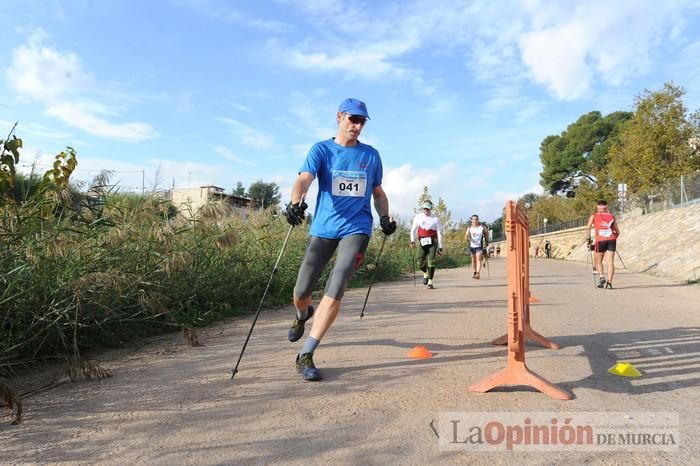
[300,138,383,239]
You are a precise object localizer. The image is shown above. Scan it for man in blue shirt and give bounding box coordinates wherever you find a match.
[284,98,396,381]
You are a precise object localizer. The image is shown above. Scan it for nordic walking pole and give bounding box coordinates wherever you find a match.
[411,245,416,287]
[615,250,628,270]
[231,189,307,380]
[360,234,388,319]
[589,248,598,288]
[231,223,294,379]
[582,238,597,288]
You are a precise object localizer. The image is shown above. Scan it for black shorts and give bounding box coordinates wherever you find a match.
[470,247,483,255]
[596,240,616,253]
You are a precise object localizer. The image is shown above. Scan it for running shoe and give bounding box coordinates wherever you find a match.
[288,305,315,342]
[598,276,607,288]
[296,352,322,381]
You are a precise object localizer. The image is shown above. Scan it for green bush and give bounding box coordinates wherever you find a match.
[0,139,472,374]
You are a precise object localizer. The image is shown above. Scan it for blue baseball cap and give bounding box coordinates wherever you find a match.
[338,98,370,119]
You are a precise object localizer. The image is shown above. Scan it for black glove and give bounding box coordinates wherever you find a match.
[380,215,396,236]
[285,201,308,226]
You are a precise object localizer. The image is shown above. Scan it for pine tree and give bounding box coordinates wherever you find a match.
[416,186,432,212]
[434,196,452,230]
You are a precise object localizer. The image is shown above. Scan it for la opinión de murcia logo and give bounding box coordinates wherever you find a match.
[436,412,679,452]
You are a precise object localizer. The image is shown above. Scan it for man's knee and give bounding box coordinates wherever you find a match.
[294,294,312,306]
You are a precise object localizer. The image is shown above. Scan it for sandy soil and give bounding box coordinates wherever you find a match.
[2,258,700,465]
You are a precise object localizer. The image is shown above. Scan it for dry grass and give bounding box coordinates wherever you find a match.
[0,377,22,425]
[64,356,112,382]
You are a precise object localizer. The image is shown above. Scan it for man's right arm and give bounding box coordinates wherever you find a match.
[410,216,418,243]
[284,172,315,226]
[291,172,315,204]
[585,214,594,242]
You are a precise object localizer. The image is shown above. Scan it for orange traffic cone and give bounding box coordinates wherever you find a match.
[407,345,433,359]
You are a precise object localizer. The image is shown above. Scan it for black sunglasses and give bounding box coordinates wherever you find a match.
[347,114,367,125]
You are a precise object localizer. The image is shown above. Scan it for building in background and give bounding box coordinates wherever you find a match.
[167,186,253,218]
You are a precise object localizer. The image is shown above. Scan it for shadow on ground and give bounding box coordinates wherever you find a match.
[544,327,700,395]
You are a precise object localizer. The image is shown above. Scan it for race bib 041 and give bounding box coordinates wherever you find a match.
[332,170,367,197]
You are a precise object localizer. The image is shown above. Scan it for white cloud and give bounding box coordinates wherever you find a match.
[232,103,253,113]
[46,102,156,141]
[275,1,691,104]
[213,145,256,166]
[285,92,337,140]
[518,1,682,100]
[283,38,419,80]
[381,162,459,219]
[146,158,226,189]
[271,2,437,94]
[6,32,156,141]
[0,119,74,140]
[217,117,274,149]
[182,0,290,32]
[7,32,93,102]
[519,20,595,100]
[278,0,688,104]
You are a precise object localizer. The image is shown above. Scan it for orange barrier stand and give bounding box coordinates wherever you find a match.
[491,205,559,349]
[468,201,571,400]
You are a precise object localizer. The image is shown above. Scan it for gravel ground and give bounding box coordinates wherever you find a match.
[3,257,700,465]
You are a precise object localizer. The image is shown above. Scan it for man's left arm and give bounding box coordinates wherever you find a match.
[373,185,396,235]
[372,185,389,217]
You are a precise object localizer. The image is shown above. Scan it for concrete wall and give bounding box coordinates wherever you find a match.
[170,187,210,214]
[491,203,700,282]
[169,186,251,220]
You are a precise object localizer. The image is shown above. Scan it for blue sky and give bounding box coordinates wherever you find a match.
[1,0,699,223]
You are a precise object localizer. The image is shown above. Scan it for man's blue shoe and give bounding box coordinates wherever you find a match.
[288,305,314,342]
[296,352,322,381]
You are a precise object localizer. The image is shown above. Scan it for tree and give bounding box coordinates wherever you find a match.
[608,82,700,196]
[489,216,504,240]
[5,172,43,203]
[433,196,452,230]
[233,181,245,197]
[516,192,541,211]
[416,186,431,211]
[539,111,632,195]
[414,186,450,229]
[246,180,281,209]
[1,125,21,198]
[515,188,603,227]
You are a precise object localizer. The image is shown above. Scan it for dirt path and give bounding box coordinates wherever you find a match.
[3,258,700,465]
